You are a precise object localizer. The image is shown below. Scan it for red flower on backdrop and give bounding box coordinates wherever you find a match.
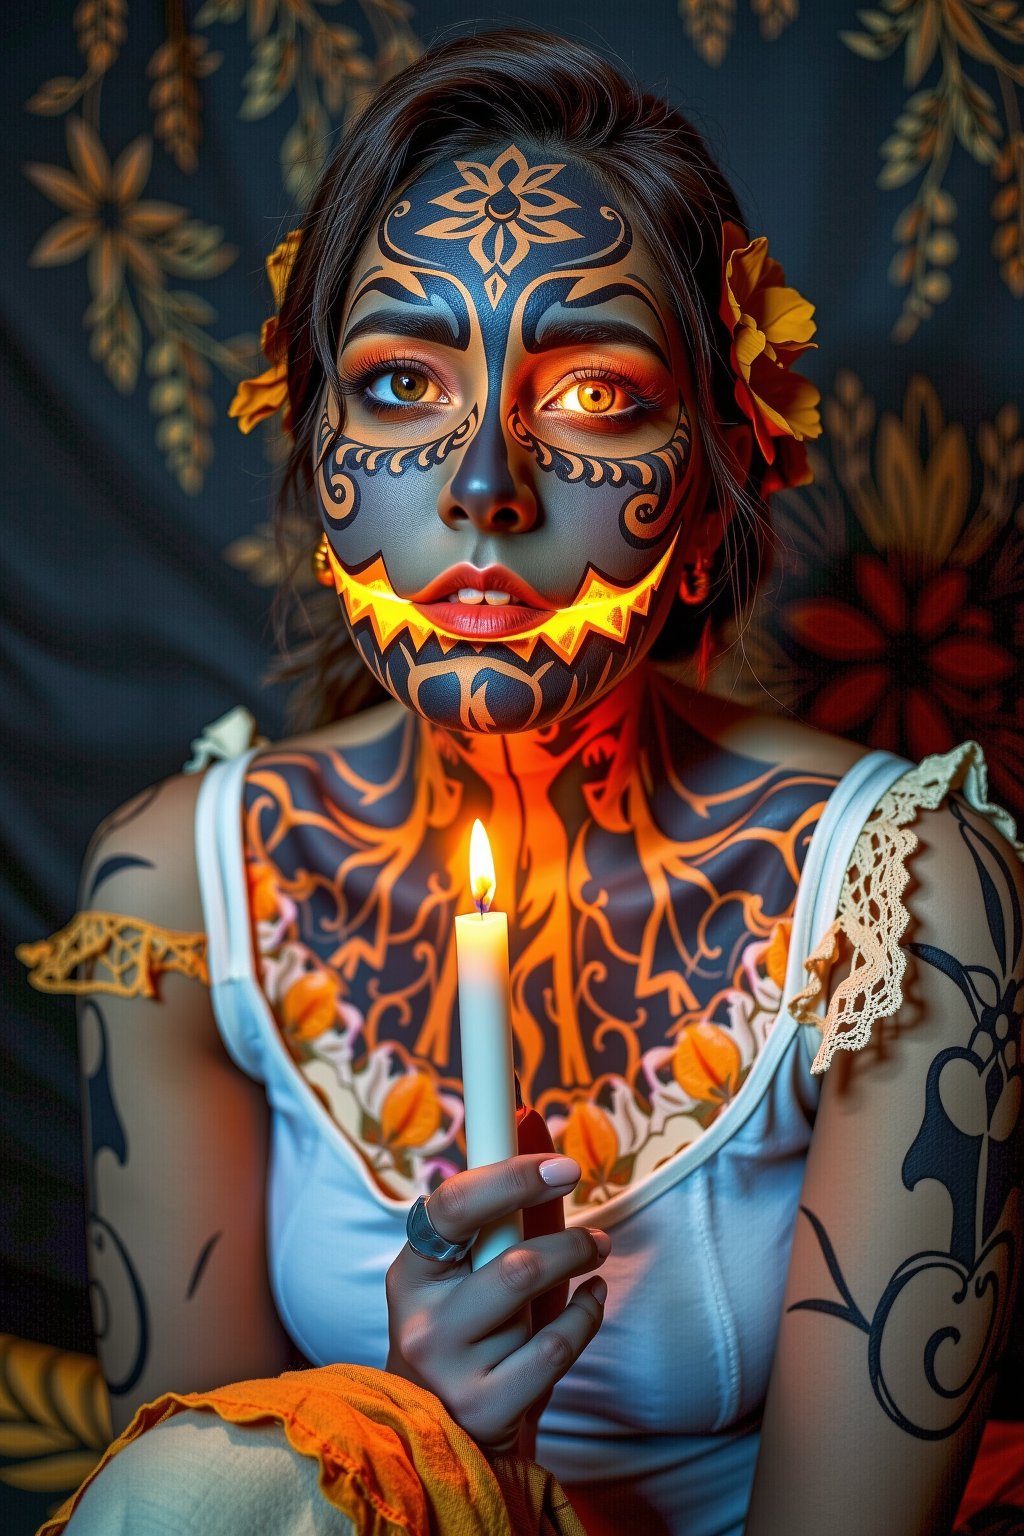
[726,372,1024,815]
[784,556,1015,760]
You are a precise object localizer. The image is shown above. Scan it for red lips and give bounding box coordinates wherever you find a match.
[409,563,551,608]
[410,564,554,639]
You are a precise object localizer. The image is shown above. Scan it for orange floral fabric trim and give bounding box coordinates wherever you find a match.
[719,219,822,493]
[37,1364,584,1536]
[16,911,208,998]
[228,228,301,436]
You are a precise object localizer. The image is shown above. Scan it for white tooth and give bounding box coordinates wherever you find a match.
[483,590,511,606]
[457,587,484,605]
[447,592,461,602]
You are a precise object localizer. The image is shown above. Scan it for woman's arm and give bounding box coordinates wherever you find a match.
[78,772,296,1436]
[747,796,1024,1535]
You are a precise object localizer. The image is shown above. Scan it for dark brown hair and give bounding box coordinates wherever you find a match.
[274,24,769,727]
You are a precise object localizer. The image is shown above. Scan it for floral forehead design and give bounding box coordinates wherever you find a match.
[411,143,584,310]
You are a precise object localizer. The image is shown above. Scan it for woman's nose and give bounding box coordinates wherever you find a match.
[437,410,538,533]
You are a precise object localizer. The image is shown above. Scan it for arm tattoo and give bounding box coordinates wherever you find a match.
[82,999,150,1399]
[789,802,1022,1440]
[81,784,164,878]
[186,1232,222,1300]
[86,854,154,903]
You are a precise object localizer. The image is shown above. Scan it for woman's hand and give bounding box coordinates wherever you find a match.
[385,1152,609,1456]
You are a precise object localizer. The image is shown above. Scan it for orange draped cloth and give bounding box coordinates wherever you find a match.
[37,1363,585,1536]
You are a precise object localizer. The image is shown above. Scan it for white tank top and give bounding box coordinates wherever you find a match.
[195,746,911,1536]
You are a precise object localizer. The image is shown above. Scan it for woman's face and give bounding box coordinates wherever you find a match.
[317,138,713,733]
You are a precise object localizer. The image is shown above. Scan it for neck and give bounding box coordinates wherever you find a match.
[424,660,656,799]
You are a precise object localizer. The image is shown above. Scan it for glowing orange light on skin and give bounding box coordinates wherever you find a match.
[324,532,680,667]
[469,818,496,913]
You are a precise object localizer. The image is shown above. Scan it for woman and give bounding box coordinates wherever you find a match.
[26,25,1024,1536]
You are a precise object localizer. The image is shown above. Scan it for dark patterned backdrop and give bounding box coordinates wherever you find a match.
[3,0,1022,1525]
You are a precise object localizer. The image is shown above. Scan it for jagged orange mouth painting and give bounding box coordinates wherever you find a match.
[325,533,680,667]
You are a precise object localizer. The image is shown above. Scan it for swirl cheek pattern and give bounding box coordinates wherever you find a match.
[316,404,360,531]
[622,487,675,546]
[316,403,481,539]
[507,398,693,556]
[318,459,360,530]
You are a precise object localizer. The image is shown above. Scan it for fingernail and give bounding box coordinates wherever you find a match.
[538,1156,581,1186]
[591,1277,608,1305]
[587,1227,611,1257]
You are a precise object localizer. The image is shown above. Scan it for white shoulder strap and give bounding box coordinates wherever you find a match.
[194,748,266,1079]
[195,747,261,986]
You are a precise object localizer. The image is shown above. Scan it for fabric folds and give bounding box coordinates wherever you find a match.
[38,1364,585,1536]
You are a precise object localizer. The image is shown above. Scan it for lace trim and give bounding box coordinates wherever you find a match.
[790,741,1023,1075]
[16,911,209,998]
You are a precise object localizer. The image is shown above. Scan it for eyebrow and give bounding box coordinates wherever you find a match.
[340,309,670,369]
[341,310,467,352]
[533,317,670,370]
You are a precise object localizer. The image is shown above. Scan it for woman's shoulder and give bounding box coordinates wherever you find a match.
[692,696,1022,878]
[684,685,871,781]
[80,700,270,922]
[19,766,213,1009]
[81,769,209,930]
[269,696,408,756]
[84,697,408,884]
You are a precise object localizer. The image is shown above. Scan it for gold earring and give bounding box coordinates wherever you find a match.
[678,554,711,606]
[312,533,334,588]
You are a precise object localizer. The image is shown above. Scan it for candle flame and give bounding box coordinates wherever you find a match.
[469,819,496,913]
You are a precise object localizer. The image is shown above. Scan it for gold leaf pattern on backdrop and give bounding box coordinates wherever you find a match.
[752,0,798,42]
[992,118,1024,296]
[148,29,222,174]
[678,0,798,66]
[723,370,1024,808]
[841,0,1024,337]
[195,0,422,203]
[25,115,249,493]
[25,0,126,117]
[224,510,320,588]
[23,1,422,491]
[0,1335,111,1498]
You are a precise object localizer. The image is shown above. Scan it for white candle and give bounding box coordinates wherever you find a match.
[455,819,523,1269]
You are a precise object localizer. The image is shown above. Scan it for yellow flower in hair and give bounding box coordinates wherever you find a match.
[265,229,302,308]
[719,220,822,493]
[228,229,302,436]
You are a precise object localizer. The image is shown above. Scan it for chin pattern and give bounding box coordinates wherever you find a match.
[346,617,656,733]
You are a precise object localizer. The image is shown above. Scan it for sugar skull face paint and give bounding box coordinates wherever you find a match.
[317,139,712,732]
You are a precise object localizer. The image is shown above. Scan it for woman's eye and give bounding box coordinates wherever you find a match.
[553,379,625,416]
[544,370,665,423]
[365,368,446,409]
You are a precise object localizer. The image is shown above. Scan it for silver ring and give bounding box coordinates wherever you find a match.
[405,1196,475,1263]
